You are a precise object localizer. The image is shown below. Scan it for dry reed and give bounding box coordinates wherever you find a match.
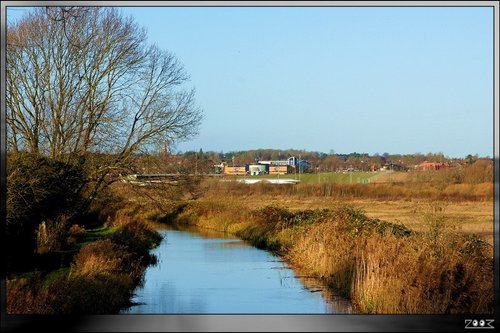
[167,199,494,314]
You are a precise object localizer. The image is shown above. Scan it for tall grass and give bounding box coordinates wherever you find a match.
[291,219,492,313]
[165,199,493,314]
[7,205,162,314]
[200,178,493,202]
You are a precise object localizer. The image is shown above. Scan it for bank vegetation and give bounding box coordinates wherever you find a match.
[155,197,493,314]
[6,7,201,314]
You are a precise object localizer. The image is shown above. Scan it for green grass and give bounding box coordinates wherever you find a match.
[63,225,120,253]
[81,226,118,243]
[228,171,378,184]
[294,171,376,184]
[43,268,70,287]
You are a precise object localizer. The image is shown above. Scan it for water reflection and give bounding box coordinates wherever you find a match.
[122,225,352,314]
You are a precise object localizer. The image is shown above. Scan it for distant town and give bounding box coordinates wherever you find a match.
[130,147,485,177]
[213,156,454,176]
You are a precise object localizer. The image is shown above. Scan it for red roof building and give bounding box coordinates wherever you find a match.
[416,161,449,171]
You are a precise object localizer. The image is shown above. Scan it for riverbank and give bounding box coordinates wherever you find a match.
[157,199,493,314]
[8,177,492,314]
[6,204,162,314]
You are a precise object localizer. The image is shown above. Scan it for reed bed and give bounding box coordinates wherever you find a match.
[165,199,494,314]
[199,178,493,202]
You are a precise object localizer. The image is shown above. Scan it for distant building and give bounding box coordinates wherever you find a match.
[258,157,310,172]
[268,165,293,175]
[223,165,247,175]
[217,156,310,176]
[416,161,449,171]
[296,159,311,172]
[248,164,267,175]
[258,157,296,166]
[214,163,225,174]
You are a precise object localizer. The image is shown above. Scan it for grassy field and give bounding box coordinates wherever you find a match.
[228,171,381,184]
[227,170,423,184]
[201,195,493,245]
[369,171,409,183]
[193,174,495,255]
[354,200,493,245]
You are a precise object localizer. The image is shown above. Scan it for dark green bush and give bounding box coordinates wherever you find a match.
[6,153,86,270]
[253,206,293,225]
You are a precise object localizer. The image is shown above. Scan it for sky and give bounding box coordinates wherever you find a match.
[6,6,494,158]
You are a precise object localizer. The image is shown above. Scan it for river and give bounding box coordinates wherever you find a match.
[122,226,352,314]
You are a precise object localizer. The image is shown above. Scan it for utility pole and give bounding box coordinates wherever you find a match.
[195,152,198,175]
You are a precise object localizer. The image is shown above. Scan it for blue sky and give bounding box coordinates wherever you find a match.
[7,6,494,157]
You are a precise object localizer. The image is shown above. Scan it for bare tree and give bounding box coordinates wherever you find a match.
[7,7,203,206]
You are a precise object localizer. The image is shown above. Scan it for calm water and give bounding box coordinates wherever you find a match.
[122,226,352,314]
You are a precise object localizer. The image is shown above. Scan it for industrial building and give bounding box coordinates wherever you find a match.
[223,165,247,175]
[216,157,309,176]
[268,165,294,175]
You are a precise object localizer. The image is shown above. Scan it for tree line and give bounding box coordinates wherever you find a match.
[134,148,489,174]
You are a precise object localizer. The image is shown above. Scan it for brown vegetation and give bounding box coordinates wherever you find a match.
[160,199,493,314]
[7,198,162,314]
[7,270,135,314]
[199,176,493,202]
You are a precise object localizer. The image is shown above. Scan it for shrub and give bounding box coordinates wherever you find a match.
[7,271,135,314]
[47,274,134,314]
[6,273,52,314]
[110,220,162,270]
[253,206,293,225]
[36,215,73,254]
[463,159,493,184]
[66,224,86,247]
[72,239,130,277]
[6,153,86,270]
